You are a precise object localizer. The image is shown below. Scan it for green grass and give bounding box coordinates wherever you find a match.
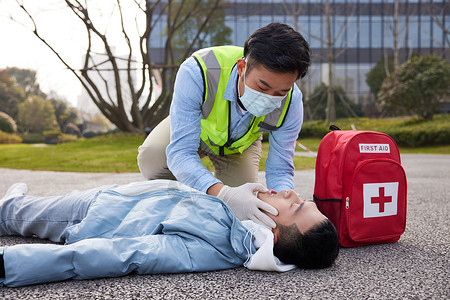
[0,132,448,173]
[0,134,144,173]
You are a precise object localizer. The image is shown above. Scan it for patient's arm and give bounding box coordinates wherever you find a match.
[1,232,246,287]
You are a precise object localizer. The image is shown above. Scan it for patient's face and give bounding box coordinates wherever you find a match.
[257,190,326,240]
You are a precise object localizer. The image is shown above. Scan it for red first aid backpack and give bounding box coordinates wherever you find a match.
[313,127,407,247]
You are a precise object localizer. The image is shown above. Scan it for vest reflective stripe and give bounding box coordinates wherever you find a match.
[193,47,222,119]
[192,46,292,156]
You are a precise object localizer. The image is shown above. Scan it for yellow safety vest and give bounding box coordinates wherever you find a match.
[192,46,293,156]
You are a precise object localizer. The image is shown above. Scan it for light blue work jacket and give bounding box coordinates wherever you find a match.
[1,184,254,287]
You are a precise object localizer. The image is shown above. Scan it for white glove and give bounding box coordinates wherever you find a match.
[217,183,278,229]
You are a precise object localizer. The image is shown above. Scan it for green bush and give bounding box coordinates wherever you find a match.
[0,111,18,133]
[299,114,450,147]
[378,55,450,120]
[366,56,395,100]
[20,133,45,144]
[43,130,62,137]
[57,133,78,144]
[43,130,62,145]
[298,120,330,138]
[82,131,103,139]
[0,130,22,144]
[19,132,77,144]
[386,122,450,147]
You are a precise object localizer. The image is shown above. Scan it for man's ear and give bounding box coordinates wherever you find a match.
[237,58,246,77]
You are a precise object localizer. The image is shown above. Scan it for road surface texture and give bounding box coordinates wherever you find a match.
[0,154,449,299]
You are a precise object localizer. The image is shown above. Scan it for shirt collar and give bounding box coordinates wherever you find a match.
[223,65,238,102]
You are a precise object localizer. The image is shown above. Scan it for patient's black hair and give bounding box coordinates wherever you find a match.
[274,219,339,269]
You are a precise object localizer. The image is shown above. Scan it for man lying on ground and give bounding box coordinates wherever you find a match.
[0,180,339,287]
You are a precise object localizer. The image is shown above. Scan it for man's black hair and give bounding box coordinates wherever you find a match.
[243,22,311,79]
[274,219,339,269]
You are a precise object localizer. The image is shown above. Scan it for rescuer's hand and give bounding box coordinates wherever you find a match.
[217,183,278,229]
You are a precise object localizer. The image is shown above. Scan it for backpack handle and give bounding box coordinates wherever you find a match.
[329,125,341,131]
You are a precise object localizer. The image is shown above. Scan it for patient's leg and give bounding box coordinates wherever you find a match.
[0,184,104,243]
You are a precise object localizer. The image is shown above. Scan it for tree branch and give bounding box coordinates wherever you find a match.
[181,0,221,62]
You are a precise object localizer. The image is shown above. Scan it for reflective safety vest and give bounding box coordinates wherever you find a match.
[192,46,293,156]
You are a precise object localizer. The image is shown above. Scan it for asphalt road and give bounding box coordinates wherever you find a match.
[0,154,449,299]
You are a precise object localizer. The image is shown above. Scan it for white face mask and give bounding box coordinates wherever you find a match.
[238,63,286,117]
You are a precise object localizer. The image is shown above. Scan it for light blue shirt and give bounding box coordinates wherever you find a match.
[166,56,304,193]
[0,181,252,287]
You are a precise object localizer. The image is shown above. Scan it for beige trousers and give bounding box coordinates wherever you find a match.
[137,117,262,187]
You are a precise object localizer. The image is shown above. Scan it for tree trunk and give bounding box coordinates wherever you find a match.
[393,0,399,68]
[14,0,224,133]
[325,0,336,123]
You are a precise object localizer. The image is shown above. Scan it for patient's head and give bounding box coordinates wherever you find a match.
[257,190,339,269]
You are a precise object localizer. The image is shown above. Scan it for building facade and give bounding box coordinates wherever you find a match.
[148,0,449,117]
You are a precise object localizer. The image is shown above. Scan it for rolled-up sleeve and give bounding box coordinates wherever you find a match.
[265,84,303,192]
[166,57,221,193]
